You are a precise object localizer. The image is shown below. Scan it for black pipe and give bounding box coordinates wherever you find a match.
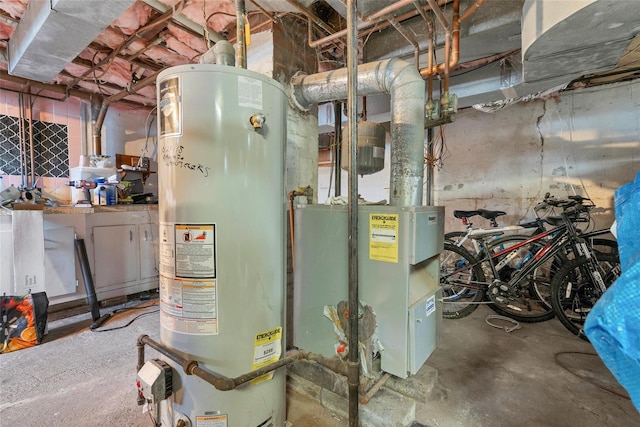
[137,335,304,392]
[334,101,342,197]
[74,238,111,329]
[346,0,360,425]
[426,127,434,206]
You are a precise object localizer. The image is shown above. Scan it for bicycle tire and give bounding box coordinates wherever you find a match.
[445,230,476,254]
[439,242,485,319]
[550,253,621,340]
[484,235,558,323]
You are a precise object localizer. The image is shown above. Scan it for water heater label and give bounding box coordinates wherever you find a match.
[369,213,399,263]
[174,224,217,278]
[159,76,182,137]
[251,327,283,384]
[159,275,219,335]
[159,223,176,276]
[238,76,263,109]
[196,414,227,427]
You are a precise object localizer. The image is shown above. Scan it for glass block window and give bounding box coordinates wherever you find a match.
[0,114,69,178]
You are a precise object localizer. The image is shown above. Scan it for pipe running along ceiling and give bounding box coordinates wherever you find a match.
[0,0,638,110]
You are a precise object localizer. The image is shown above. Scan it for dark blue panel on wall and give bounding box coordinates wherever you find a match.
[0,114,69,178]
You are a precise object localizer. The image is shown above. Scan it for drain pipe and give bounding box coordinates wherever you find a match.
[91,97,109,156]
[345,0,359,425]
[291,58,425,207]
[235,0,247,68]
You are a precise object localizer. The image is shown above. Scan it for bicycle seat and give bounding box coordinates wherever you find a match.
[454,210,480,219]
[518,219,541,228]
[477,209,507,220]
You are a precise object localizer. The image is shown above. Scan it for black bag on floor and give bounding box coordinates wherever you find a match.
[1,292,49,354]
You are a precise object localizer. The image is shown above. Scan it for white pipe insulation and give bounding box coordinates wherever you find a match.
[291,58,425,207]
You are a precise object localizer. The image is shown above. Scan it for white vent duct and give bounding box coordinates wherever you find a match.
[522,0,639,83]
[8,0,136,82]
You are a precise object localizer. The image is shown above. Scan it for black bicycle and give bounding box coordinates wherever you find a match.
[439,195,620,328]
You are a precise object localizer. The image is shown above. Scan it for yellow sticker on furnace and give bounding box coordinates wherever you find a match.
[251,327,282,384]
[369,213,399,263]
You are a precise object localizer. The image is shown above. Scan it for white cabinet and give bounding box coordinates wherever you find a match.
[88,210,159,301]
[139,223,158,280]
[44,226,77,297]
[93,224,139,289]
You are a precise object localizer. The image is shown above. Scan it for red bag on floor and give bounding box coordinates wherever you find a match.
[1,293,49,354]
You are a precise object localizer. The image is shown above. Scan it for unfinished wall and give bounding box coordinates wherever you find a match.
[435,79,640,231]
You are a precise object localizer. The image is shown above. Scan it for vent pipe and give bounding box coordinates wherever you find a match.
[291,58,425,206]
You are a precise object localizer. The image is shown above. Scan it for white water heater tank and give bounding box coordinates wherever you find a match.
[156,64,286,427]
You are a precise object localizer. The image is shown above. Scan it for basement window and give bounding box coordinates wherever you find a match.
[0,114,69,178]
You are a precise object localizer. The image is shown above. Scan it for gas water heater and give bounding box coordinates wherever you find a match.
[151,63,287,426]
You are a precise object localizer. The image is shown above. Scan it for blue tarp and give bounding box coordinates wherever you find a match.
[585,171,640,410]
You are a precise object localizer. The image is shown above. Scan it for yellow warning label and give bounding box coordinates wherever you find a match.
[251,326,282,384]
[369,213,399,263]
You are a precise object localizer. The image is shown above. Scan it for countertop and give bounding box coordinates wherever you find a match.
[1,204,158,215]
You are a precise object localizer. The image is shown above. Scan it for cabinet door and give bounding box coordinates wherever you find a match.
[44,226,77,297]
[139,223,158,280]
[93,225,139,288]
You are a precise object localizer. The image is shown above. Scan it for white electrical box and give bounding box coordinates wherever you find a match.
[137,359,173,403]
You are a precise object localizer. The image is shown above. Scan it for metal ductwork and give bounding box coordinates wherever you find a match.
[8,0,136,82]
[291,58,425,207]
[522,0,639,84]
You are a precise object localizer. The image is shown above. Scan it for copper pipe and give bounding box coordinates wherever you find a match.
[460,0,485,22]
[412,1,435,98]
[419,0,460,78]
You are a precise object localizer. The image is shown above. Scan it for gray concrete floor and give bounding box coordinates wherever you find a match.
[1,299,638,426]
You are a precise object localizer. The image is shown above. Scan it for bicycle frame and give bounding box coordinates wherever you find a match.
[444,212,607,296]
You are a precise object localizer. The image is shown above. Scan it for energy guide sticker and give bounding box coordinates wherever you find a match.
[250,327,282,384]
[369,213,399,263]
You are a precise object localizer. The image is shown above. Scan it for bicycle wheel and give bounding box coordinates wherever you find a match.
[550,253,621,340]
[484,235,560,322]
[439,242,485,319]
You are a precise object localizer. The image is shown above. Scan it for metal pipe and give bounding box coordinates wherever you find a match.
[308,0,450,49]
[291,58,425,206]
[334,101,342,197]
[249,0,276,22]
[426,127,433,205]
[235,0,247,68]
[411,2,435,97]
[360,372,391,404]
[285,0,335,35]
[387,16,420,69]
[92,99,109,155]
[141,0,223,43]
[419,0,461,78]
[346,1,359,425]
[137,335,304,391]
[460,0,485,22]
[26,95,35,187]
[18,94,27,188]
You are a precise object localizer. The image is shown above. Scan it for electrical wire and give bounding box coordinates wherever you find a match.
[90,305,159,333]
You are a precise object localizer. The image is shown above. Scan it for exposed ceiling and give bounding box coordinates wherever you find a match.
[0,0,639,111]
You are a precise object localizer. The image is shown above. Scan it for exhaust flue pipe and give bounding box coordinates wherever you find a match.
[291,58,425,207]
